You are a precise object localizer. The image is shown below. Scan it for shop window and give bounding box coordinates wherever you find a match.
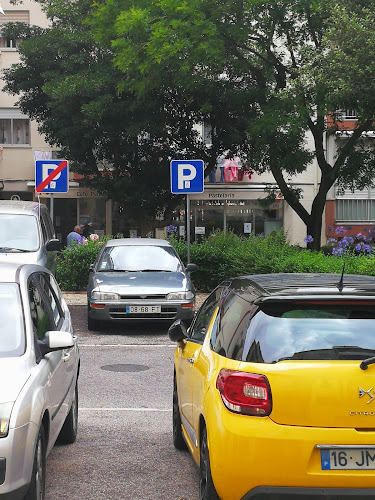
[79,198,106,238]
[0,118,30,145]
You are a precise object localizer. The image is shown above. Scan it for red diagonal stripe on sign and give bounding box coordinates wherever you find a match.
[36,161,68,193]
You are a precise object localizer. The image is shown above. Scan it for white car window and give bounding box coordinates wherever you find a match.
[28,279,54,341]
[36,273,62,327]
[99,245,182,272]
[0,284,25,357]
[0,215,39,251]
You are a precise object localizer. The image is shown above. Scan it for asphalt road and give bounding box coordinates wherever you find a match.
[45,305,200,500]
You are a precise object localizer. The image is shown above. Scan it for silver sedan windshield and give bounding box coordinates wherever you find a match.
[98,245,182,272]
[0,215,39,252]
[0,284,25,357]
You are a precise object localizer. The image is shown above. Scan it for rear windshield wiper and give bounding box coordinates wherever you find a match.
[332,346,375,360]
[276,346,375,363]
[360,356,375,370]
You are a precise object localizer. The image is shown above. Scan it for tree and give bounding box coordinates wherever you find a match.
[88,0,375,249]
[4,0,229,235]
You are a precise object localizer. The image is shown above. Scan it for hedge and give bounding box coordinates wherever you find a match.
[56,231,375,292]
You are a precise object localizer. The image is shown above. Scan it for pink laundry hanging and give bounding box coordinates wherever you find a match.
[223,158,239,182]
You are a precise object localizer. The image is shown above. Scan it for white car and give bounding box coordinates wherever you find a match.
[0,263,79,500]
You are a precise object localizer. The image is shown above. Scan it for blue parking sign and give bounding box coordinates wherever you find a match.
[170,160,204,194]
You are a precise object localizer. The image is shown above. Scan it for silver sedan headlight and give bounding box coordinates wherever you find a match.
[166,291,195,301]
[0,402,14,438]
[91,291,121,301]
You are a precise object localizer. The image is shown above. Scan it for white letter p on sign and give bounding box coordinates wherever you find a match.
[177,164,196,190]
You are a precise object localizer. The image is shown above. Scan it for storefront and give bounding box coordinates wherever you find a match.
[26,186,111,246]
[172,185,284,240]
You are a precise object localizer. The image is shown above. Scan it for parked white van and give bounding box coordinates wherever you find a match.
[0,200,60,273]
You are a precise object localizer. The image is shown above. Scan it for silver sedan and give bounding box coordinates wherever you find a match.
[0,263,79,500]
[87,238,196,330]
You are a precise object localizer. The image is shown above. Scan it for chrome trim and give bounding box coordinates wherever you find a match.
[316,445,375,449]
[181,413,198,448]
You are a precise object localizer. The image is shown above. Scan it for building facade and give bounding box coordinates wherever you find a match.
[0,0,110,245]
[325,111,375,243]
[0,0,343,248]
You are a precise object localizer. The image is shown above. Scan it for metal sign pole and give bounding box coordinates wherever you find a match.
[186,194,191,265]
[50,193,54,222]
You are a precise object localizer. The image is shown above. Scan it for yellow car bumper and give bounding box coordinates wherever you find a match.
[206,402,375,500]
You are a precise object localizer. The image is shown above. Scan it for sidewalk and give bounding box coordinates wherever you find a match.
[63,292,209,309]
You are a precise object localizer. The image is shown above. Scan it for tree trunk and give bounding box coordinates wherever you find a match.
[306,180,332,251]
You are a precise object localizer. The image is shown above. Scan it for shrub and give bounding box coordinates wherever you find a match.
[56,230,375,292]
[56,238,104,291]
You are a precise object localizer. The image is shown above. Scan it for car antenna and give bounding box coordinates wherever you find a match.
[337,254,347,292]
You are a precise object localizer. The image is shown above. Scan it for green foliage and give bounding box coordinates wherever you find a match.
[2,0,210,235]
[169,231,375,292]
[56,239,104,291]
[89,0,375,249]
[56,230,375,292]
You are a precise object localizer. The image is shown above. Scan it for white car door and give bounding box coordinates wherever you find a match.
[28,273,75,447]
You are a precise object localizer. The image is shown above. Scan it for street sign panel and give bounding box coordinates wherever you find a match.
[170,160,204,194]
[35,160,69,193]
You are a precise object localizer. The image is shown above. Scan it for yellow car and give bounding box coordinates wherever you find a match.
[169,273,375,500]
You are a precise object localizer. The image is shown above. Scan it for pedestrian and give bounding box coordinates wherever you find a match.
[67,225,85,248]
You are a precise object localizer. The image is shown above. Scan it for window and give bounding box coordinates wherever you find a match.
[98,245,182,272]
[335,187,375,223]
[48,274,64,310]
[0,10,29,51]
[0,284,24,357]
[28,278,54,341]
[0,118,30,145]
[211,291,254,359]
[189,286,225,342]
[343,109,357,120]
[241,303,375,363]
[36,274,62,327]
[0,38,17,49]
[202,123,212,145]
[0,214,39,251]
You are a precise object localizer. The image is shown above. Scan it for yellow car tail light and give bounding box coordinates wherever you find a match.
[216,369,272,416]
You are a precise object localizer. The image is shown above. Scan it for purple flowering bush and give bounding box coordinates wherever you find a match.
[321,226,373,256]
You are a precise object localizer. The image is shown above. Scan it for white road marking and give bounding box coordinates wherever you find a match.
[79,344,176,348]
[79,407,172,412]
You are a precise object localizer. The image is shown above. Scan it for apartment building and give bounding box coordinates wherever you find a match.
[0,0,110,244]
[324,110,375,242]
[0,0,328,246]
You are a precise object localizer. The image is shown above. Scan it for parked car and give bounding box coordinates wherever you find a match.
[169,273,375,500]
[0,262,79,500]
[87,238,196,330]
[0,200,60,274]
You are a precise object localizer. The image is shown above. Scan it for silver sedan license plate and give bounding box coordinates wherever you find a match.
[125,305,161,314]
[321,448,375,470]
